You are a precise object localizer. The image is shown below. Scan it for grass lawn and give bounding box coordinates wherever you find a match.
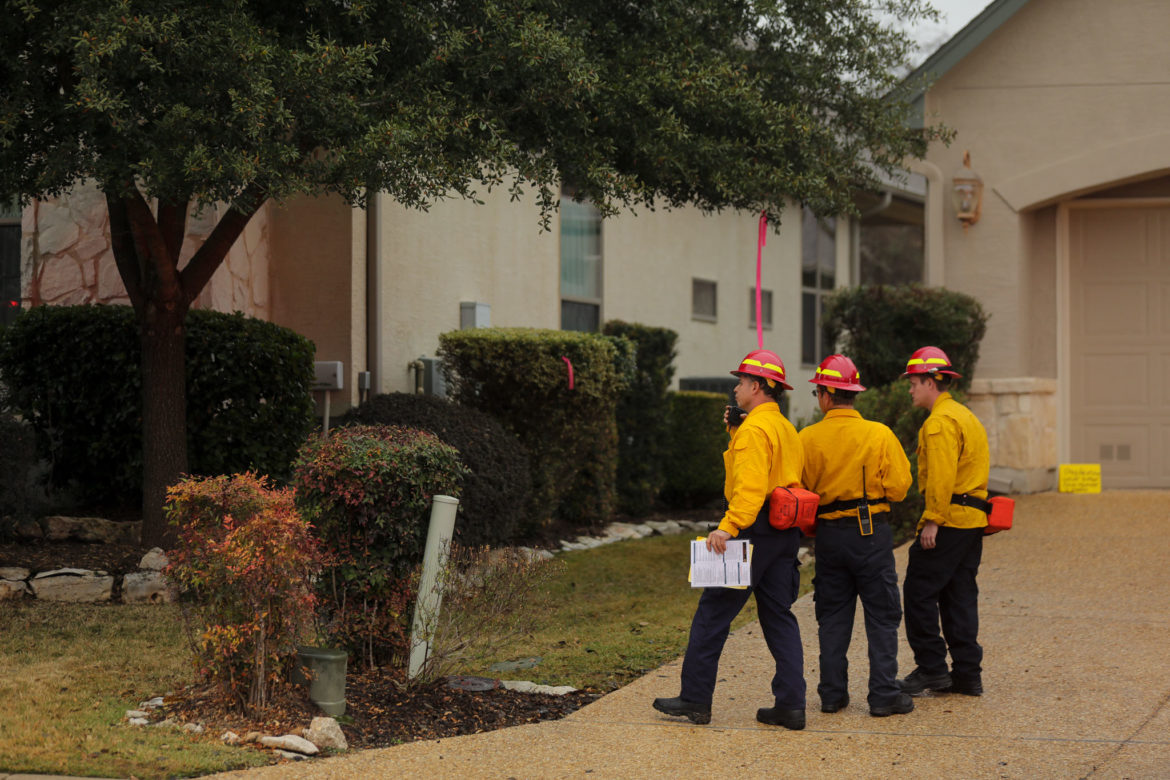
[456,533,815,691]
[0,602,271,778]
[0,532,813,778]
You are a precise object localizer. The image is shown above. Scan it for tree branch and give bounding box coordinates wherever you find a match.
[104,191,147,311]
[179,184,266,302]
[158,200,189,265]
[123,189,184,310]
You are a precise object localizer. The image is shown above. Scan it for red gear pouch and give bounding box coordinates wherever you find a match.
[985,496,1015,534]
[769,486,820,537]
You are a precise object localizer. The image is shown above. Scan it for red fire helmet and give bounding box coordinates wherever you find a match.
[731,349,794,390]
[901,346,962,378]
[809,354,866,392]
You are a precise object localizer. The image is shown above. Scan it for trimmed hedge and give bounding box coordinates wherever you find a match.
[660,391,728,509]
[292,425,467,666]
[0,412,40,540]
[339,393,532,547]
[822,285,988,388]
[603,320,678,516]
[0,305,316,504]
[438,328,633,530]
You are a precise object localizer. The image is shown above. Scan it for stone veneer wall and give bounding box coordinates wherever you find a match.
[20,181,270,318]
[966,377,1058,494]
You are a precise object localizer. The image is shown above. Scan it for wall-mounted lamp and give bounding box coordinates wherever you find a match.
[951,150,983,229]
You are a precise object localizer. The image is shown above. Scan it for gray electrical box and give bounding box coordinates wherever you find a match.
[312,361,344,391]
[460,301,491,329]
[420,356,447,397]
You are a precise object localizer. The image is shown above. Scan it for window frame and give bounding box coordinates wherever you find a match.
[748,287,773,330]
[559,192,603,332]
[691,277,718,322]
[800,207,837,366]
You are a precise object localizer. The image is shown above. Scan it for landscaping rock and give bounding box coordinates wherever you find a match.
[243,731,264,743]
[0,566,30,580]
[139,548,169,571]
[644,519,682,535]
[260,734,319,755]
[125,710,149,719]
[221,730,241,745]
[30,568,113,602]
[303,717,347,751]
[141,697,165,709]
[275,749,311,761]
[127,717,149,726]
[501,680,577,696]
[40,515,140,544]
[122,570,176,604]
[0,579,28,600]
[182,723,204,734]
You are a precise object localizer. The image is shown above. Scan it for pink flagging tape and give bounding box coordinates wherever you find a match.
[561,356,575,390]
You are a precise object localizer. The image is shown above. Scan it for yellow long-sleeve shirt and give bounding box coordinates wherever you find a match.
[799,408,912,520]
[917,392,990,531]
[718,401,803,537]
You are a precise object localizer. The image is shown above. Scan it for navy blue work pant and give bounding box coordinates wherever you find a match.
[813,519,902,709]
[679,517,805,709]
[903,525,983,681]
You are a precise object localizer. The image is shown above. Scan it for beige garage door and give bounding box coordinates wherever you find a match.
[1069,204,1170,488]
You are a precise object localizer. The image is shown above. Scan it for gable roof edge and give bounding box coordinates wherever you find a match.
[905,0,1033,128]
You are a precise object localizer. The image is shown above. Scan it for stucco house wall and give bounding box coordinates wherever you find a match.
[916,0,1170,490]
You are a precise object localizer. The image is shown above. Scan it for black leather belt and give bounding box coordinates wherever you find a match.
[951,493,992,514]
[817,497,889,517]
[817,511,888,528]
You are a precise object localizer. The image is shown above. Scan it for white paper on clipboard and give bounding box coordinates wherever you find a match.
[689,538,752,588]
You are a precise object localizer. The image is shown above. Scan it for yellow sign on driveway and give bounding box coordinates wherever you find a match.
[1059,464,1101,493]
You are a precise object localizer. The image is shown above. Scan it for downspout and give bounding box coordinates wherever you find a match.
[366,190,383,399]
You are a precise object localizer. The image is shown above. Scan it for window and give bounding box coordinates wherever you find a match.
[0,199,20,327]
[801,207,836,365]
[692,278,717,321]
[749,287,773,330]
[858,193,924,285]
[560,194,602,331]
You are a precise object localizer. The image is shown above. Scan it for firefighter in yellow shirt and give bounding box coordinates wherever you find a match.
[897,346,990,698]
[653,349,807,729]
[800,354,914,717]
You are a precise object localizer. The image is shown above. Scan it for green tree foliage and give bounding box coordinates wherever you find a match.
[603,320,678,516]
[0,0,946,543]
[822,285,989,389]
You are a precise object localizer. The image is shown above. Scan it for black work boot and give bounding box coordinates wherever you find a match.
[653,696,712,724]
[897,668,952,695]
[869,692,915,717]
[942,675,983,696]
[756,705,806,730]
[820,693,849,713]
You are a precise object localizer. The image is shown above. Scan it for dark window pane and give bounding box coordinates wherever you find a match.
[749,288,773,329]
[801,292,816,365]
[820,270,835,291]
[0,225,20,327]
[693,278,717,318]
[561,300,600,332]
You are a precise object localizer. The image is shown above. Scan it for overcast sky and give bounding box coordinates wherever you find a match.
[909,0,989,62]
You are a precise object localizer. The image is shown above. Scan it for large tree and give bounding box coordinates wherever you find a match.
[0,0,943,545]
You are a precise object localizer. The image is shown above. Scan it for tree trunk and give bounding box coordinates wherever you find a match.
[139,299,189,548]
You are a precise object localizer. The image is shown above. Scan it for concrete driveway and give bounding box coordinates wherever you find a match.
[212,491,1170,779]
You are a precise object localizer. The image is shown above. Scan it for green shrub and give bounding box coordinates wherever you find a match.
[603,320,678,516]
[660,391,728,509]
[164,473,323,713]
[339,393,532,547]
[0,305,316,505]
[0,412,43,540]
[292,425,467,669]
[438,328,632,531]
[822,285,989,388]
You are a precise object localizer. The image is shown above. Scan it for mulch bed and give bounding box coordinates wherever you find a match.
[0,506,717,749]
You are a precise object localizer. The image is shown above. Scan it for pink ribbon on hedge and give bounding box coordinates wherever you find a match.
[561,356,575,390]
[756,211,767,349]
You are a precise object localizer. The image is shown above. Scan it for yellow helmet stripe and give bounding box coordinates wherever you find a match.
[742,358,785,378]
[907,357,950,366]
[816,367,843,378]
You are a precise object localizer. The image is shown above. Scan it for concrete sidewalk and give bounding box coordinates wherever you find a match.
[214,491,1170,779]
